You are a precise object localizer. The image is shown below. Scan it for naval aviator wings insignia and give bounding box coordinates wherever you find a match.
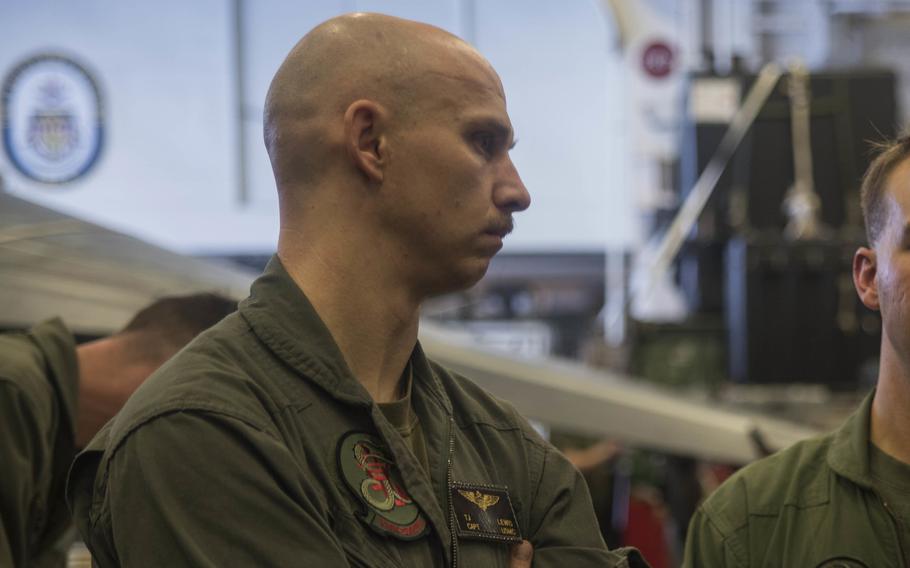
[457,489,500,511]
[450,481,522,544]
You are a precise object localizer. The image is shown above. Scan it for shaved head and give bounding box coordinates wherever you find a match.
[268,13,527,299]
[263,13,500,195]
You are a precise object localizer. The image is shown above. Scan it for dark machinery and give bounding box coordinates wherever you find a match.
[678,68,896,386]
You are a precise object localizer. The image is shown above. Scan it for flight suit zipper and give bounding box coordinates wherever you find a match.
[446,417,458,568]
[880,497,908,567]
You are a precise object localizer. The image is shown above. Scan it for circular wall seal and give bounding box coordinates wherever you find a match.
[2,53,104,184]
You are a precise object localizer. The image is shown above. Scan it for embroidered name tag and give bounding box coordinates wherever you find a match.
[337,432,429,541]
[450,481,522,544]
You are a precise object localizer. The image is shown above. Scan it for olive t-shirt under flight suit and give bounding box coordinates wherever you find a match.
[373,366,436,567]
[68,256,648,568]
[683,391,909,567]
[0,319,79,568]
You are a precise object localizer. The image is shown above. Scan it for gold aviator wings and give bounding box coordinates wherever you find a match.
[458,489,500,512]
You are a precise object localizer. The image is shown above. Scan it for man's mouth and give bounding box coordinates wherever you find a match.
[484,218,514,239]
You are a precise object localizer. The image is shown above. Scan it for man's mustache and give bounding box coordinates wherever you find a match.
[485,217,514,237]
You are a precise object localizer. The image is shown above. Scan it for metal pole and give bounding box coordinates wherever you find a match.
[630,63,783,315]
[232,0,249,206]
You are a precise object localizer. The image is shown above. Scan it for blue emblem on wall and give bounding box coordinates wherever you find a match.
[2,53,104,184]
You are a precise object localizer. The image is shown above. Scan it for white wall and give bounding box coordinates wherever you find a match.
[0,1,252,251]
[475,1,633,251]
[0,0,635,254]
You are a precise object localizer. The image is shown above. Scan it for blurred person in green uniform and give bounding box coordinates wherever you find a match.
[67,13,648,568]
[683,134,910,567]
[0,293,235,568]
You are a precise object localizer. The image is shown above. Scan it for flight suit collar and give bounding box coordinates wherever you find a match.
[239,255,375,406]
[239,255,452,416]
[826,389,876,489]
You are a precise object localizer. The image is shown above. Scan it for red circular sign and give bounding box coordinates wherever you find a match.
[642,41,674,79]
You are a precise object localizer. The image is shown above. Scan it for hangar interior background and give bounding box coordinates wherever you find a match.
[3,1,910,565]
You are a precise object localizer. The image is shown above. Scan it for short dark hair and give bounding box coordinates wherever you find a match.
[860,133,910,245]
[120,293,236,359]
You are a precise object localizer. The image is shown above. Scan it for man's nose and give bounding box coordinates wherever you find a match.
[493,157,531,213]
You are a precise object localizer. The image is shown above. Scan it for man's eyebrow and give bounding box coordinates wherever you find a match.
[465,118,515,146]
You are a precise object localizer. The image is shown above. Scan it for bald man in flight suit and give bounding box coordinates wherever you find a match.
[67,13,648,568]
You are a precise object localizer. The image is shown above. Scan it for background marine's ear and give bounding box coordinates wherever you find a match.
[853,246,880,311]
[344,99,386,183]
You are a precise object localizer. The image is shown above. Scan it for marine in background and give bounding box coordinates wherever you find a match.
[683,135,910,566]
[0,293,236,568]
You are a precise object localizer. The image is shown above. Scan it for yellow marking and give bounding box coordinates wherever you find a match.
[458,489,501,512]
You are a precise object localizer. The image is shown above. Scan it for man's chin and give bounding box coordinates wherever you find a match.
[425,259,492,298]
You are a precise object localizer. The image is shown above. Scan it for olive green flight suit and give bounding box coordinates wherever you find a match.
[1,319,79,568]
[684,391,909,567]
[68,256,648,568]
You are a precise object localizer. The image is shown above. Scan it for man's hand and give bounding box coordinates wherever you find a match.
[509,540,533,568]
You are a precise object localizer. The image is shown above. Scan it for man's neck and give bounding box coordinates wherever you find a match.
[278,236,421,404]
[871,339,910,465]
[75,336,155,446]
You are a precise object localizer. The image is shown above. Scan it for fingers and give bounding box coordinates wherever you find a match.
[509,539,534,568]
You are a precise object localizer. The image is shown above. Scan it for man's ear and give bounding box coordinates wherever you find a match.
[853,246,880,311]
[344,99,386,183]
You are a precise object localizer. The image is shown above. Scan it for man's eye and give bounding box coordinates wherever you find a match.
[474,133,495,156]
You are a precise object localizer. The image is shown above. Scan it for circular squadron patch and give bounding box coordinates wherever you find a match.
[2,53,104,184]
[337,432,428,540]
